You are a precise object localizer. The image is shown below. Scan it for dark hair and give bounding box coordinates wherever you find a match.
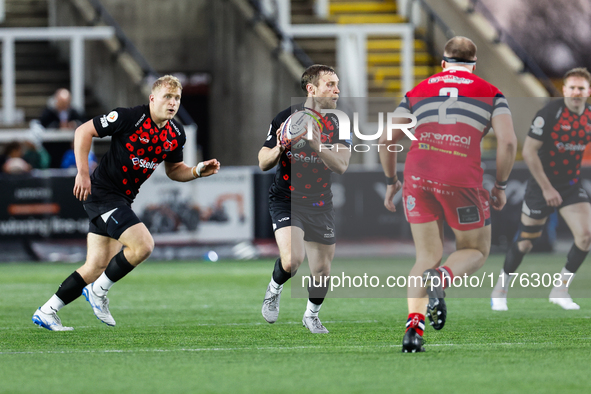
[3,141,22,156]
[563,67,591,85]
[443,36,477,61]
[301,64,336,93]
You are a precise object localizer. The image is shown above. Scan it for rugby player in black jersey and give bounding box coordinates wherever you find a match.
[491,68,591,311]
[32,75,220,331]
[259,65,351,333]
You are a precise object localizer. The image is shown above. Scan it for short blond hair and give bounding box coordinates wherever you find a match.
[152,75,182,93]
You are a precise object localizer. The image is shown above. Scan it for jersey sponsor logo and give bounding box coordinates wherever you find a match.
[561,124,571,131]
[107,111,118,123]
[290,151,324,164]
[135,113,146,127]
[100,115,109,128]
[428,75,474,85]
[278,216,290,222]
[324,226,334,238]
[406,195,416,212]
[533,116,545,128]
[420,132,471,146]
[131,156,159,170]
[555,142,586,152]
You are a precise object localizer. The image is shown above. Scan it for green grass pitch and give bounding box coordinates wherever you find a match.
[1,255,590,393]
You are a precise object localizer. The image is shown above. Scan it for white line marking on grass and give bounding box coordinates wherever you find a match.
[0,341,572,355]
[1,320,381,331]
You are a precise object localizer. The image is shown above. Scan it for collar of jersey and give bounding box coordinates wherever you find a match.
[444,66,473,73]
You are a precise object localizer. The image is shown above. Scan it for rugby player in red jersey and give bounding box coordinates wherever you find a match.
[379,37,517,352]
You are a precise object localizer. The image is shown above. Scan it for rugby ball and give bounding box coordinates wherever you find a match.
[280,110,322,150]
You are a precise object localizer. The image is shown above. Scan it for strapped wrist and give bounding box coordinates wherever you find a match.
[495,179,508,190]
[192,162,205,178]
[386,175,399,185]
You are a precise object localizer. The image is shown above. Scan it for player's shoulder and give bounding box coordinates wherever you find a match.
[273,104,303,125]
[169,118,185,138]
[537,99,564,118]
[411,70,503,97]
[115,104,146,118]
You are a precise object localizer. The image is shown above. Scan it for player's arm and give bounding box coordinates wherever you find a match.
[258,126,285,171]
[378,123,405,212]
[314,143,351,175]
[490,113,517,210]
[522,136,562,207]
[304,123,350,174]
[73,120,98,201]
[164,159,220,182]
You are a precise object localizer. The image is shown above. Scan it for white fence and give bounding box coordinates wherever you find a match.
[0,27,115,125]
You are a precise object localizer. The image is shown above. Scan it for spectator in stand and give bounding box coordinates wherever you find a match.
[37,88,87,168]
[23,139,51,169]
[1,141,32,174]
[61,141,98,172]
[39,88,86,130]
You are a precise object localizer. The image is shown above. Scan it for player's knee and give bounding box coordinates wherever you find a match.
[517,240,534,254]
[133,238,154,262]
[575,230,591,250]
[311,267,330,278]
[480,246,490,262]
[279,252,304,274]
[516,224,543,253]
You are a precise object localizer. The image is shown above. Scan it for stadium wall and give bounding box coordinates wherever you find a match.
[65,0,211,73]
[209,0,304,166]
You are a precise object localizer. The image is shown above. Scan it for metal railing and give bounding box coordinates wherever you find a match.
[409,0,455,75]
[0,27,115,125]
[247,0,314,67]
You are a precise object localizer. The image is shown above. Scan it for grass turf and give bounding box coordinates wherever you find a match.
[1,256,590,393]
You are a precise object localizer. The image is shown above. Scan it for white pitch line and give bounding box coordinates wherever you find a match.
[0,320,381,330]
[0,341,572,355]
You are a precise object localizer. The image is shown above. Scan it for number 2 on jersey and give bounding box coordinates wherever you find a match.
[438,87,459,125]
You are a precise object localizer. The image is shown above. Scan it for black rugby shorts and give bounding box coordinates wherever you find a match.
[522,178,590,219]
[269,197,336,245]
[84,201,142,240]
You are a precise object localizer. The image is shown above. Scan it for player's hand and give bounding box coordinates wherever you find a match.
[490,186,506,211]
[199,159,221,177]
[304,123,322,152]
[276,125,285,153]
[73,173,91,201]
[542,187,562,207]
[383,181,402,212]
